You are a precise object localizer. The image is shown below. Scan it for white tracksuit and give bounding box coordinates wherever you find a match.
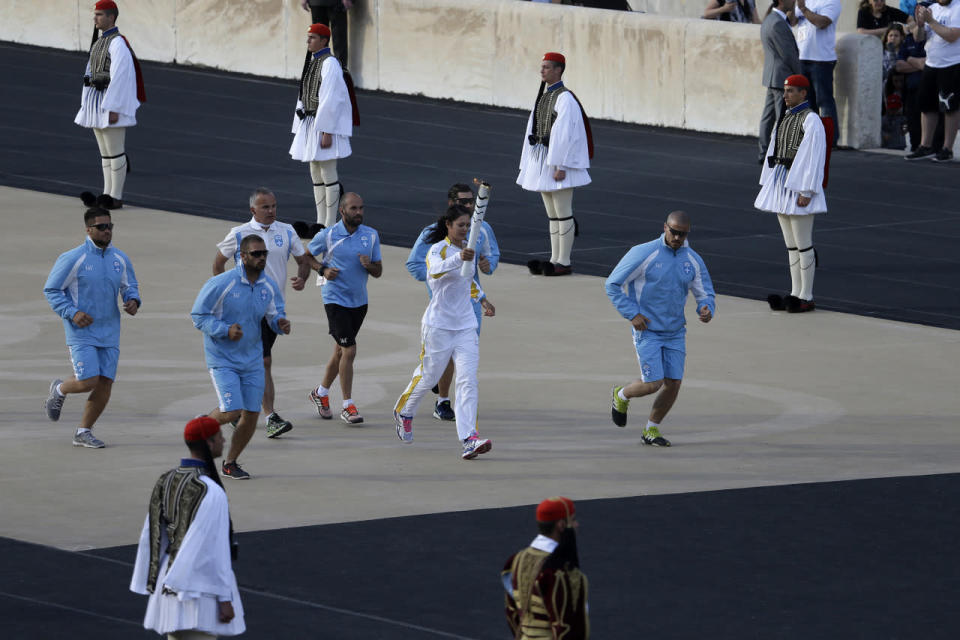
[395,238,484,441]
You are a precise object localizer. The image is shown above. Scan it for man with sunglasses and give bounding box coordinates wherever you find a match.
[405,183,500,422]
[213,188,312,439]
[44,208,141,448]
[192,235,291,479]
[606,211,715,447]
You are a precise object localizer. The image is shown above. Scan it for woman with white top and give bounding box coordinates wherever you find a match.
[394,205,496,460]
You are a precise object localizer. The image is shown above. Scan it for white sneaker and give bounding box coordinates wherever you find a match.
[394,411,413,443]
[461,435,491,460]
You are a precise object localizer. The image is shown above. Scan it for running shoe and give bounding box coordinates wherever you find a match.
[45,378,65,422]
[611,385,629,427]
[933,148,954,163]
[433,399,455,421]
[341,404,363,424]
[309,389,333,419]
[394,411,413,443]
[266,412,293,438]
[222,460,251,480]
[905,146,936,161]
[72,430,105,449]
[641,425,671,447]
[461,435,492,460]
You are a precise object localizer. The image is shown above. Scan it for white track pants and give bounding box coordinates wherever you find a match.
[309,160,340,227]
[540,188,575,266]
[776,214,815,300]
[394,325,479,441]
[92,127,127,199]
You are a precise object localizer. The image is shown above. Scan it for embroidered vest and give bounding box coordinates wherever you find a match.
[88,31,120,89]
[772,107,812,166]
[301,52,332,113]
[531,86,569,146]
[146,466,209,593]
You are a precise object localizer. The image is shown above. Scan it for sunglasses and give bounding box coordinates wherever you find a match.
[89,222,114,231]
[666,226,689,238]
[245,250,269,258]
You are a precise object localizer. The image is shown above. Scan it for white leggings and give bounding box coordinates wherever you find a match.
[309,160,340,227]
[395,326,479,442]
[776,214,816,300]
[92,127,127,199]
[540,188,575,266]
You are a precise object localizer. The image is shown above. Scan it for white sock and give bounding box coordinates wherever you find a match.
[343,399,353,408]
[56,383,65,397]
[437,396,450,404]
[645,420,659,431]
[76,428,91,435]
[316,385,329,397]
[618,388,628,402]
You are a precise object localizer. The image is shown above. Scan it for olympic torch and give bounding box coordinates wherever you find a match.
[460,181,491,277]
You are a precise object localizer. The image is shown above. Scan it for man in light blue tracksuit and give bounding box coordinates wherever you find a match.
[43,207,140,449]
[192,235,290,480]
[405,182,500,422]
[605,211,715,447]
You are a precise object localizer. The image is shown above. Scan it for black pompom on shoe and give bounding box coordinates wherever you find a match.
[527,259,544,275]
[80,191,98,206]
[292,220,310,238]
[786,297,815,313]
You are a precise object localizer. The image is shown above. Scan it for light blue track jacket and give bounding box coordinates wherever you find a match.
[406,222,499,290]
[44,238,140,347]
[191,264,285,370]
[605,234,716,334]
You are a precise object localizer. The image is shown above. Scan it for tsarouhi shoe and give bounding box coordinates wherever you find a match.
[786,297,816,313]
[80,191,98,206]
[527,259,544,275]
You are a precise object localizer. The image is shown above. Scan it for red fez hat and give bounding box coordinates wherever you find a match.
[543,52,566,65]
[95,0,118,10]
[308,23,331,37]
[536,496,576,523]
[184,416,221,442]
[785,74,810,88]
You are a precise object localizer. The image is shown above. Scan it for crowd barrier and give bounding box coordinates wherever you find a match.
[1,0,881,148]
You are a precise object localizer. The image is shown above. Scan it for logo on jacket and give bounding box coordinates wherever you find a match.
[682,262,693,276]
[361,235,370,248]
[259,288,269,302]
[112,260,122,273]
[274,234,283,248]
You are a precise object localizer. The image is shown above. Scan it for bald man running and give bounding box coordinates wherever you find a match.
[604,211,716,447]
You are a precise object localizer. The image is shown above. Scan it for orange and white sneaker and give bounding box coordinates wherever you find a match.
[341,404,363,424]
[309,389,333,419]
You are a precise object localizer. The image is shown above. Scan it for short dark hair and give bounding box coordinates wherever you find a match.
[240,235,265,252]
[446,183,474,202]
[548,60,565,75]
[537,521,558,536]
[84,207,110,226]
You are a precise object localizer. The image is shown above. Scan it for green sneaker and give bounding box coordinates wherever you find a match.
[641,425,671,447]
[265,412,293,438]
[611,386,629,427]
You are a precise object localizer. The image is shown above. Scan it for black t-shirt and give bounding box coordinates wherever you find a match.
[857,6,909,30]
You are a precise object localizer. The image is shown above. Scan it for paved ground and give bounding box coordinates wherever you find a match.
[2,187,959,637]
[2,42,960,329]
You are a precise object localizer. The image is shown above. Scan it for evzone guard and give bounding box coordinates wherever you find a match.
[290,23,359,229]
[519,52,593,277]
[755,74,830,314]
[76,0,145,210]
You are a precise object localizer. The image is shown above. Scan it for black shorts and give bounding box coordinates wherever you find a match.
[260,318,278,358]
[919,63,960,113]
[325,304,367,347]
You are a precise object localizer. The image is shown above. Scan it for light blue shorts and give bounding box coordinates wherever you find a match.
[632,329,686,383]
[68,345,119,381]
[208,366,264,413]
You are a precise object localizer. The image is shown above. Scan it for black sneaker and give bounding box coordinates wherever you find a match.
[933,148,954,163]
[265,412,293,438]
[222,460,251,480]
[905,146,936,161]
[433,399,455,421]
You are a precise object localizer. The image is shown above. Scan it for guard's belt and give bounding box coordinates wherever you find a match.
[296,108,317,120]
[83,76,111,90]
[767,156,793,169]
[528,134,550,146]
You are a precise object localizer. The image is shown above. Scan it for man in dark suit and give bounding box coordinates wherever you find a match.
[759,0,802,164]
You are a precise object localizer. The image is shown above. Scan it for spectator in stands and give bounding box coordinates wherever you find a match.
[882,72,908,148]
[703,0,760,23]
[906,0,960,162]
[858,0,911,38]
[893,19,931,150]
[901,0,918,18]
[884,22,907,80]
[759,0,802,164]
[795,0,843,147]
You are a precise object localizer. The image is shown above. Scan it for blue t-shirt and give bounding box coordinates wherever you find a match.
[307,221,381,308]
